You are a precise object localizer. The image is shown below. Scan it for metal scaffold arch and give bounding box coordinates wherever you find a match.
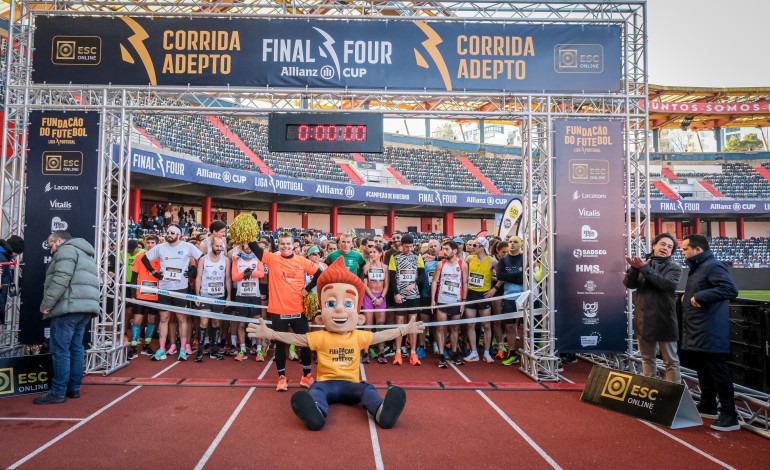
[1,1,649,383]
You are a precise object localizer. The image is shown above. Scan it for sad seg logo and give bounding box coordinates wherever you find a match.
[0,367,14,394]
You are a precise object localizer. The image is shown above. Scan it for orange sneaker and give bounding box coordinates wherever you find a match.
[409,352,421,366]
[300,373,315,389]
[255,350,265,362]
[392,355,403,366]
[276,375,288,392]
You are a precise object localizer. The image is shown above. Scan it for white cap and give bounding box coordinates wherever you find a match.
[476,237,489,254]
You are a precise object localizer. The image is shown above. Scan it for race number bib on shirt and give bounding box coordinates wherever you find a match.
[241,282,258,296]
[368,268,385,282]
[207,282,224,296]
[164,267,183,282]
[140,280,158,295]
[469,272,485,289]
[441,280,460,296]
[398,269,417,284]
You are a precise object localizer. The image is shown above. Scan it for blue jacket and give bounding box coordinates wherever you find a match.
[681,249,738,353]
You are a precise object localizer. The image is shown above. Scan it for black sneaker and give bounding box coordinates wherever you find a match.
[34,392,66,405]
[66,390,80,399]
[696,402,719,420]
[209,353,224,360]
[127,347,138,360]
[141,344,155,356]
[710,413,740,432]
[452,351,464,366]
[195,351,204,363]
[438,357,448,369]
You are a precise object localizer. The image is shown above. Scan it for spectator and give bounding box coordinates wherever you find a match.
[35,231,100,405]
[0,235,24,325]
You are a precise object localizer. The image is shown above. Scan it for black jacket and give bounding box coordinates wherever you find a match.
[623,254,682,342]
[681,249,738,353]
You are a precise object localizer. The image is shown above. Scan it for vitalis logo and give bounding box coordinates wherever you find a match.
[49,199,72,210]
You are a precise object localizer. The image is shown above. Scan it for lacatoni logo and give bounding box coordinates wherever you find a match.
[576,264,603,274]
[554,44,604,73]
[44,182,79,192]
[581,225,598,242]
[583,301,598,318]
[573,190,607,200]
[573,248,607,259]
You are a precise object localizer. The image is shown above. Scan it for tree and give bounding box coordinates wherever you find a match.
[724,133,764,152]
[660,129,694,152]
[432,123,456,141]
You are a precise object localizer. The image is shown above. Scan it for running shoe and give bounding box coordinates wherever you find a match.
[127,347,138,360]
[256,350,265,362]
[141,344,155,356]
[451,351,465,366]
[195,351,204,363]
[166,344,178,355]
[409,353,421,366]
[438,357,448,368]
[368,347,379,358]
[502,355,520,366]
[177,349,188,361]
[400,346,408,357]
[483,352,495,364]
[361,352,370,364]
[276,375,288,392]
[464,351,480,362]
[416,346,426,360]
[710,414,741,432]
[300,373,315,389]
[383,346,396,358]
[234,351,247,362]
[209,352,224,360]
[392,355,403,366]
[248,345,258,356]
[184,344,193,356]
[226,346,238,357]
[289,344,299,361]
[151,348,167,361]
[377,356,387,364]
[495,345,508,360]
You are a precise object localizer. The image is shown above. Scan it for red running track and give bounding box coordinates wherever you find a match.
[2,351,769,470]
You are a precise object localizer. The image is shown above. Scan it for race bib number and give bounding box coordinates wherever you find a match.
[140,280,158,295]
[469,272,485,289]
[398,269,416,284]
[207,282,224,296]
[164,267,183,282]
[428,271,435,281]
[241,282,258,296]
[441,280,460,296]
[368,268,385,282]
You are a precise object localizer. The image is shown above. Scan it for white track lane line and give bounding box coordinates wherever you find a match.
[8,361,180,470]
[360,363,385,470]
[194,387,256,470]
[449,363,562,470]
[638,420,737,470]
[257,357,274,380]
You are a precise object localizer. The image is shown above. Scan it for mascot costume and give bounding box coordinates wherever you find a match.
[247,257,424,430]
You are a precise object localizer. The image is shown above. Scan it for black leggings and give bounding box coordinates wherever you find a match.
[270,313,311,373]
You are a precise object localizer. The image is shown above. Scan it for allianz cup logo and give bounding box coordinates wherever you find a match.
[344,186,355,199]
[600,371,633,401]
[583,301,598,318]
[554,44,604,73]
[0,367,13,395]
[43,151,83,176]
[52,36,101,65]
[222,171,232,184]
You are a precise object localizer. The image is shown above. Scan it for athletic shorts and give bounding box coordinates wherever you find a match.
[502,300,524,324]
[436,303,462,317]
[363,292,387,311]
[392,297,420,316]
[235,295,262,318]
[260,285,269,302]
[198,295,226,314]
[466,289,491,311]
[158,289,189,309]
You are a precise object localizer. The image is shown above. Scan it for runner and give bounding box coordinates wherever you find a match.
[462,237,498,363]
[363,244,388,363]
[431,240,464,367]
[142,224,202,361]
[388,234,425,366]
[231,243,264,362]
[496,236,524,366]
[193,236,231,362]
[128,234,160,358]
[248,235,319,391]
[420,239,441,357]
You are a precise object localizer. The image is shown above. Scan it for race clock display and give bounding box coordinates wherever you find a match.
[268,112,384,153]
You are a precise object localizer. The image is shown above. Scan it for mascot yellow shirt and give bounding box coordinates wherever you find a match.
[307,330,374,383]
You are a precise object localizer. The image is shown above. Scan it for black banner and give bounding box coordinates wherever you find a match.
[0,354,53,398]
[581,365,702,429]
[19,112,100,344]
[553,120,626,352]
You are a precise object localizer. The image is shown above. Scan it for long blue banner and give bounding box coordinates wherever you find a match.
[553,120,627,353]
[21,112,100,344]
[33,17,622,92]
[127,146,513,210]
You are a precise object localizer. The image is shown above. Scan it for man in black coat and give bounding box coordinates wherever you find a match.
[624,233,682,383]
[0,235,25,325]
[681,234,740,432]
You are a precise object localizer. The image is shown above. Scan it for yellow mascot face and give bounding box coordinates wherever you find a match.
[316,258,366,334]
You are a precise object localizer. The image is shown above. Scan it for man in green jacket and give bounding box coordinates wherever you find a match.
[34,231,100,405]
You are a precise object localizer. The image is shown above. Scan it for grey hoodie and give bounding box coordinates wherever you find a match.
[41,238,101,318]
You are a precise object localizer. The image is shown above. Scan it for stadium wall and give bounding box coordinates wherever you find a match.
[678,269,770,291]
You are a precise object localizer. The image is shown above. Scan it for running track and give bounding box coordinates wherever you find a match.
[1,353,768,469]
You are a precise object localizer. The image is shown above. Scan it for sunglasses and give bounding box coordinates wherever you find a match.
[393,237,401,241]
[467,243,478,248]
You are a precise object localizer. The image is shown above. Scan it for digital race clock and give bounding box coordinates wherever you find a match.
[268,113,384,153]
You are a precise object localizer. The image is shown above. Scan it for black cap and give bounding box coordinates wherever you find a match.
[6,235,24,254]
[127,239,139,253]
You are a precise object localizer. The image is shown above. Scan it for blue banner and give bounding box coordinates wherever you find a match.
[33,17,622,92]
[553,120,627,353]
[21,112,100,344]
[647,199,770,214]
[127,146,513,210]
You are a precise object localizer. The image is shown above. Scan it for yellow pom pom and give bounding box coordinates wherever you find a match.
[229,213,261,245]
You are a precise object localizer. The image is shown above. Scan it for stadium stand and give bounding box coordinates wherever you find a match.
[466,153,523,195]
